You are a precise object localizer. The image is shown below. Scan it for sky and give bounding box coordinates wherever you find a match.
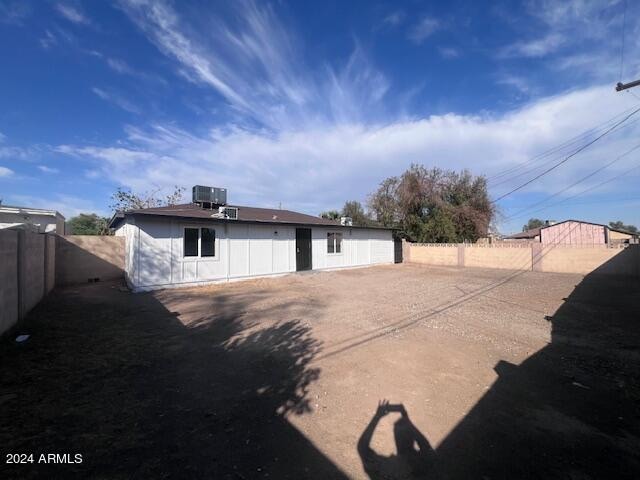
[0,0,639,234]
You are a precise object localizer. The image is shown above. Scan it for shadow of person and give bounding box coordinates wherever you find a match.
[358,400,437,479]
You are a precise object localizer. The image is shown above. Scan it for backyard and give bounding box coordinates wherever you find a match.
[1,264,639,479]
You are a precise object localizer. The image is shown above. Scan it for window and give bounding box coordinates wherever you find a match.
[327,232,343,254]
[184,228,199,257]
[201,227,215,257]
[183,227,216,258]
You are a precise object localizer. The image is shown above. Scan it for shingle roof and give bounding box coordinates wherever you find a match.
[506,226,541,239]
[109,203,391,230]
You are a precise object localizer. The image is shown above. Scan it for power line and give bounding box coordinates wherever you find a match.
[487,104,640,184]
[504,142,640,220]
[490,114,640,188]
[491,105,640,203]
[543,195,639,207]
[505,160,640,221]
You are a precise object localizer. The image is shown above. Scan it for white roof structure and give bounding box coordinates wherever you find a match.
[0,204,66,233]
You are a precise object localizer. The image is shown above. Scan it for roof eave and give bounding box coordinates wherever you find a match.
[121,211,394,230]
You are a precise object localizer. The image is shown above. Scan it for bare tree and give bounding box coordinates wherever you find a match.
[110,185,186,212]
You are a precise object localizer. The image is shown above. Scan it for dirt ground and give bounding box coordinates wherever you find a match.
[2,264,639,479]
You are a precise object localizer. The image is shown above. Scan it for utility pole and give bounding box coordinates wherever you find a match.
[616,79,640,92]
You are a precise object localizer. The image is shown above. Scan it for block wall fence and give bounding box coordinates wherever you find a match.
[0,232,124,337]
[404,241,640,277]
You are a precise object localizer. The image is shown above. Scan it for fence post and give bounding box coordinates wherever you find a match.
[42,233,48,298]
[402,239,410,263]
[457,244,465,267]
[531,243,543,272]
[16,229,25,320]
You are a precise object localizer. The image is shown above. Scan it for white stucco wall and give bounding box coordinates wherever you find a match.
[122,217,394,291]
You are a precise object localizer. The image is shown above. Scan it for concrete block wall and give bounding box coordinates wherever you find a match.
[404,243,458,266]
[0,230,19,336]
[1,232,125,337]
[45,234,55,294]
[20,231,45,316]
[538,245,640,276]
[55,235,124,286]
[465,245,532,271]
[406,242,640,277]
[0,230,56,337]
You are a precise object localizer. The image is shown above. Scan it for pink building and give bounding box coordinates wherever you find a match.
[540,220,607,245]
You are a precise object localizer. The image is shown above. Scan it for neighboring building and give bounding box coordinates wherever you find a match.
[109,187,395,291]
[504,227,541,242]
[608,227,639,244]
[0,204,65,233]
[506,219,639,245]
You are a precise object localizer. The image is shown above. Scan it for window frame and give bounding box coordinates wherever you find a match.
[327,231,343,255]
[182,225,219,259]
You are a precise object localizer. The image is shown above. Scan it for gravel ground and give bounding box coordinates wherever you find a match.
[1,264,639,479]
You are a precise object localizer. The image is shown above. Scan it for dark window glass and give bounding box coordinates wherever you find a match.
[327,233,335,253]
[201,228,215,257]
[184,228,199,257]
[327,232,343,254]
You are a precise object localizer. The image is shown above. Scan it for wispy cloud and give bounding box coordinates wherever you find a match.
[39,29,58,49]
[0,166,14,177]
[91,87,141,114]
[38,26,76,50]
[495,74,531,94]
[106,57,134,75]
[383,10,405,27]
[118,0,388,130]
[0,133,34,160]
[0,145,32,159]
[38,165,59,174]
[438,46,460,59]
[24,0,638,232]
[55,3,89,25]
[0,0,31,25]
[56,84,640,222]
[498,33,565,58]
[408,16,440,44]
[492,1,637,95]
[103,56,167,86]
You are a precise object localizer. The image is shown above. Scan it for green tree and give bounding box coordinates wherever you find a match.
[110,185,186,212]
[67,213,111,235]
[609,220,638,233]
[341,200,371,226]
[368,177,399,227]
[522,218,545,232]
[319,210,340,220]
[367,164,494,242]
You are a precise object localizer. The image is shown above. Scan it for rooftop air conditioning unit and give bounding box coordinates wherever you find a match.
[340,216,353,226]
[192,185,227,205]
[218,206,238,220]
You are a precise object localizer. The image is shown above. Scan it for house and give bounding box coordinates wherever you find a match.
[109,186,396,291]
[506,219,639,245]
[0,204,65,233]
[504,226,542,242]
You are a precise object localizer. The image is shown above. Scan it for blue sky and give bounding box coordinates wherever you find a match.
[0,0,639,234]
